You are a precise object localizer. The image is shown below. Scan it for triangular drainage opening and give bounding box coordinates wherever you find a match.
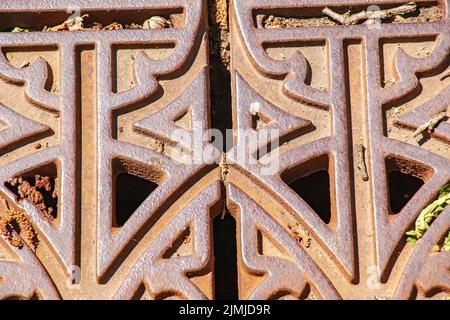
[113,158,163,227]
[4,162,59,222]
[173,108,192,131]
[386,157,429,214]
[281,155,332,224]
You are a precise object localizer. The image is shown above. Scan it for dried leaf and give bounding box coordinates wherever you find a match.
[103,22,123,30]
[125,23,143,30]
[143,16,172,29]
[45,14,89,32]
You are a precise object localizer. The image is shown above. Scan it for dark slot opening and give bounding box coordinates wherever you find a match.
[213,214,238,300]
[208,0,232,152]
[0,8,184,32]
[114,173,158,227]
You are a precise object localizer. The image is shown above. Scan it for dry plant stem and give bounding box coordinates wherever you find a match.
[323,2,417,25]
[413,112,447,138]
[357,144,369,181]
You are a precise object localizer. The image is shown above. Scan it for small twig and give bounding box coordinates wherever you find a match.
[322,7,348,24]
[440,72,450,81]
[18,61,30,68]
[323,2,417,25]
[357,143,369,181]
[1,197,11,211]
[413,112,447,138]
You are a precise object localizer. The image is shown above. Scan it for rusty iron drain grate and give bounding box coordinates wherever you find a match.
[229,0,450,300]
[0,0,449,300]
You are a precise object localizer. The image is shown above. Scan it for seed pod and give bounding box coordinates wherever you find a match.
[143,16,170,29]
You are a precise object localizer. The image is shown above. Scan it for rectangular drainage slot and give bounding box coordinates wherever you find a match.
[0,8,184,32]
[254,1,442,28]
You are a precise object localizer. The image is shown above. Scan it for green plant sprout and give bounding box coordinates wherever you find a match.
[406,183,450,251]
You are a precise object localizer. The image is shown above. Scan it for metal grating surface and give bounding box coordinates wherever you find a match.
[228,0,450,300]
[0,0,449,300]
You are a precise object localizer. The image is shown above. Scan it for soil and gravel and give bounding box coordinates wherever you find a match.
[263,4,442,28]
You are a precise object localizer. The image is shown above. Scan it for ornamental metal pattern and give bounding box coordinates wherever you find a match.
[0,0,449,300]
[0,0,220,300]
[229,0,450,300]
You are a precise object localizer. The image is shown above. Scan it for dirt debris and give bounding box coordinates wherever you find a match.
[219,153,229,220]
[386,156,431,180]
[0,197,38,250]
[209,0,230,70]
[154,140,165,155]
[6,175,58,221]
[396,5,442,23]
[264,15,336,28]
[6,14,173,32]
[219,153,229,183]
[183,235,191,245]
[262,3,442,28]
[287,221,312,248]
[383,78,397,88]
[117,158,164,183]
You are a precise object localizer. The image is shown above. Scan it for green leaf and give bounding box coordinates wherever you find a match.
[406,183,450,245]
[443,231,450,252]
[11,27,29,33]
[406,236,417,246]
[439,184,450,198]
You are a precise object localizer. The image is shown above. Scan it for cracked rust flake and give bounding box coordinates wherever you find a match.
[229,0,450,300]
